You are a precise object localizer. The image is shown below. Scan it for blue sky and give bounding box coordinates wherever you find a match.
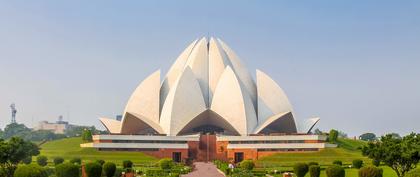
[0,1,419,136]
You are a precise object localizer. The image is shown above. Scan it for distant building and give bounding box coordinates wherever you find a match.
[115,115,122,121]
[34,116,72,134]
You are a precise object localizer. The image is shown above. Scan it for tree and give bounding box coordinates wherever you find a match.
[55,163,79,177]
[358,166,383,177]
[85,162,102,177]
[54,157,65,165]
[329,129,339,143]
[309,165,320,177]
[103,162,117,177]
[2,123,31,140]
[69,157,81,165]
[36,156,48,166]
[326,165,345,177]
[293,163,309,177]
[82,129,93,142]
[360,133,377,141]
[157,159,172,170]
[240,160,255,171]
[405,168,420,177]
[361,133,420,177]
[13,164,47,177]
[352,159,363,169]
[0,137,40,177]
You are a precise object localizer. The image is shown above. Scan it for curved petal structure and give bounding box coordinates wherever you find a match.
[217,38,257,106]
[161,39,198,110]
[122,70,161,124]
[301,117,320,133]
[120,112,164,134]
[256,70,294,125]
[100,37,318,136]
[159,67,207,136]
[185,37,209,106]
[99,117,121,134]
[211,66,257,135]
[253,112,297,134]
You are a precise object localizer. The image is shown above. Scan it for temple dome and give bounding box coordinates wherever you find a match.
[100,37,319,136]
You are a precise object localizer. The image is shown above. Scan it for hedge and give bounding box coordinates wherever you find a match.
[55,163,80,177]
[14,164,47,177]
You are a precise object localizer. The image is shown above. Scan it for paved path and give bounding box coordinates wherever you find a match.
[181,162,225,177]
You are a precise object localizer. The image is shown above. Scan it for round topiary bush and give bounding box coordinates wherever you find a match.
[240,160,255,171]
[36,156,48,167]
[333,160,343,166]
[293,163,309,177]
[55,163,79,177]
[54,157,65,165]
[103,162,116,177]
[309,165,321,177]
[372,159,380,167]
[405,168,420,177]
[358,166,383,177]
[95,159,105,166]
[353,159,364,169]
[122,160,133,169]
[85,162,102,177]
[158,158,174,170]
[326,165,345,177]
[14,164,47,177]
[22,156,32,164]
[69,157,81,165]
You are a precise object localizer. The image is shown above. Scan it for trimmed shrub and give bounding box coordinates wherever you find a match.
[240,160,255,171]
[70,157,81,165]
[122,160,133,168]
[95,159,105,166]
[22,156,32,164]
[14,164,47,177]
[103,162,117,177]
[158,158,174,170]
[36,156,48,167]
[54,157,65,165]
[293,163,309,177]
[326,165,345,177]
[333,160,343,166]
[372,159,380,167]
[358,166,383,177]
[309,165,321,177]
[353,159,364,169]
[308,162,319,166]
[55,163,79,177]
[405,168,420,177]
[85,162,102,177]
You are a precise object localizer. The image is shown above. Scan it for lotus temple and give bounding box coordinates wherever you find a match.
[81,37,335,163]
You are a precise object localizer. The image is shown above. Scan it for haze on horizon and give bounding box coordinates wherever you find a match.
[0,1,419,137]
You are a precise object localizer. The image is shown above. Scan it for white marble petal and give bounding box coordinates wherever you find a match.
[256,70,294,124]
[208,37,232,104]
[184,37,209,106]
[160,67,207,136]
[211,66,257,135]
[300,117,320,134]
[161,39,198,110]
[217,38,257,106]
[122,70,161,124]
[99,118,121,134]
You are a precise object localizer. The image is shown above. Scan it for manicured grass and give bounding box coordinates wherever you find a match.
[39,137,157,166]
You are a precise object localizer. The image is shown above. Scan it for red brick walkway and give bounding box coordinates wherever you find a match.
[181,162,225,177]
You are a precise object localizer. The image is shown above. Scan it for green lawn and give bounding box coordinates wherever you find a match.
[39,137,157,166]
